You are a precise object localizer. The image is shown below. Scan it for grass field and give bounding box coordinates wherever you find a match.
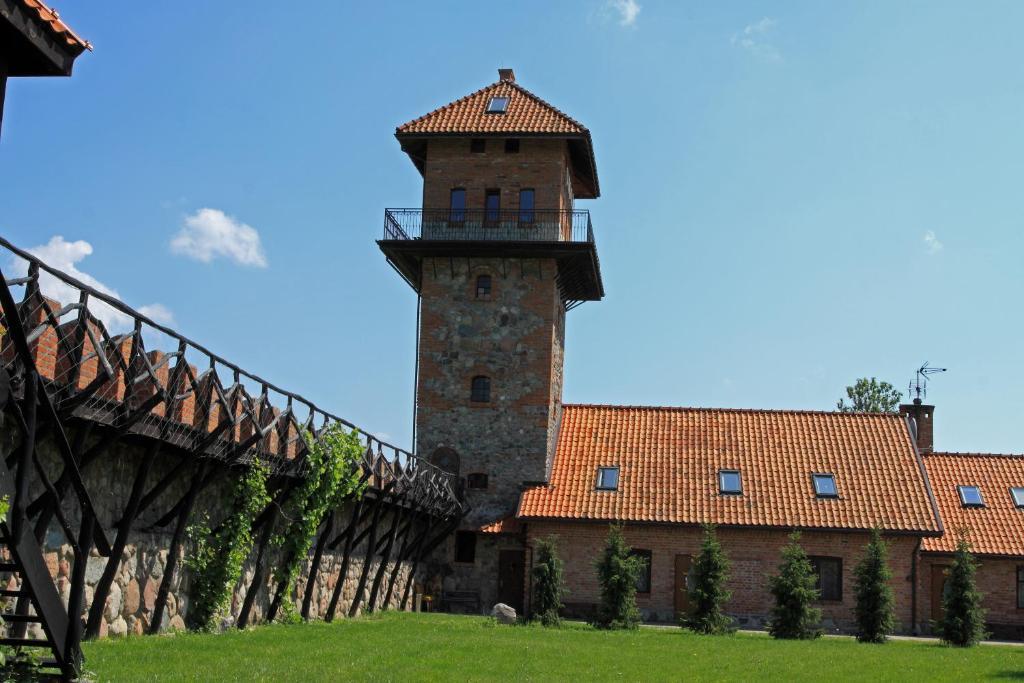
[81,612,1024,682]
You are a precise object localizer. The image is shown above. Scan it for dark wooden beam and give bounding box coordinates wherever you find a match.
[325,498,362,622]
[300,509,334,620]
[347,495,386,618]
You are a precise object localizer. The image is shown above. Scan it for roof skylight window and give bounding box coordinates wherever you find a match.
[487,96,509,113]
[1012,487,1024,509]
[719,469,742,495]
[812,473,838,498]
[958,485,985,508]
[597,466,619,491]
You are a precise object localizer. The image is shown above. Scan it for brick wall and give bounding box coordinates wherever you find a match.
[421,137,573,211]
[526,520,923,633]
[919,554,1024,639]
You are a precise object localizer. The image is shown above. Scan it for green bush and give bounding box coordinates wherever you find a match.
[593,524,644,630]
[531,536,566,627]
[767,531,822,640]
[853,527,895,643]
[682,523,733,634]
[940,534,987,647]
[185,459,270,631]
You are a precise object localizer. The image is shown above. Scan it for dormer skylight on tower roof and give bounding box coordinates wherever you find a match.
[487,96,509,114]
[958,485,985,508]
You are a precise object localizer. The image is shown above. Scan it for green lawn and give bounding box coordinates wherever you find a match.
[81,612,1023,682]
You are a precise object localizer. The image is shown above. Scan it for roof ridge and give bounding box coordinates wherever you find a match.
[927,451,1024,459]
[561,403,904,418]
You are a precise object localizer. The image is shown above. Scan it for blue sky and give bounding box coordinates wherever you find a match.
[3,1,1023,453]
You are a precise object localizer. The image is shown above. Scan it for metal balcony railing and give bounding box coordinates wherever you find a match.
[383,208,594,244]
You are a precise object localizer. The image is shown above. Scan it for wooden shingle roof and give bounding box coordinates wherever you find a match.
[518,404,943,535]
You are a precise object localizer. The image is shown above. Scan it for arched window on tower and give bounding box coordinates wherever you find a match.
[475,274,492,299]
[430,447,460,476]
[470,375,491,403]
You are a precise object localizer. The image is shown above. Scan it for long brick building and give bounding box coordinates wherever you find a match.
[378,69,1024,637]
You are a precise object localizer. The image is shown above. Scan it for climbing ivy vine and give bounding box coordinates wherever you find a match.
[271,423,366,622]
[185,458,270,631]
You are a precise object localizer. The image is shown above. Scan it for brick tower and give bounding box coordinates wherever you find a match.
[379,69,603,612]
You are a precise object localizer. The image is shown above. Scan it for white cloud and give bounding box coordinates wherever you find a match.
[923,230,944,254]
[171,208,267,267]
[138,303,175,325]
[732,17,782,62]
[11,236,173,333]
[607,0,640,27]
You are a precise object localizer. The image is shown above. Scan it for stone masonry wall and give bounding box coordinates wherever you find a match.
[0,423,417,639]
[527,520,922,633]
[417,256,562,528]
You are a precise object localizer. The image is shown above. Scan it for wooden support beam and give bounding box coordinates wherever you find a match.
[236,483,292,629]
[367,498,409,612]
[85,441,157,639]
[149,463,206,634]
[300,509,335,620]
[382,508,423,609]
[347,495,386,618]
[325,498,362,622]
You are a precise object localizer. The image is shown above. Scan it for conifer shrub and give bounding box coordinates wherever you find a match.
[940,534,987,647]
[531,535,566,627]
[853,527,895,643]
[593,524,645,630]
[767,531,822,640]
[681,523,733,634]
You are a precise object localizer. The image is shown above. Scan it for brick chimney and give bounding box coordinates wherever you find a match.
[900,399,935,453]
[498,68,515,83]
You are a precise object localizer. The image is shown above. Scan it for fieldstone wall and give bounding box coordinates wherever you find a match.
[0,421,418,640]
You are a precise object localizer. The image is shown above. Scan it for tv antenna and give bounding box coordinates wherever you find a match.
[909,361,947,402]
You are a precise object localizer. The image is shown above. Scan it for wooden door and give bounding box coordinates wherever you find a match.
[931,565,949,624]
[674,554,692,619]
[498,550,525,613]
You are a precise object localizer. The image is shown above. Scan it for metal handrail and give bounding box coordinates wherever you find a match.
[383,208,593,243]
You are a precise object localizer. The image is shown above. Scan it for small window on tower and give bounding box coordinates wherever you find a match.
[504,138,520,153]
[487,96,509,113]
[1012,487,1024,509]
[475,275,492,299]
[454,531,476,563]
[470,138,486,153]
[470,376,491,403]
[467,473,489,490]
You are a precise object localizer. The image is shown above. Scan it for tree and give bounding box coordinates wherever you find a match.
[940,534,987,647]
[836,377,902,413]
[681,524,733,634]
[532,536,566,627]
[853,528,895,643]
[594,524,645,629]
[768,531,822,639]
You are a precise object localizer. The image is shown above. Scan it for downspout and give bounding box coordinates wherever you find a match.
[411,293,421,455]
[910,537,922,635]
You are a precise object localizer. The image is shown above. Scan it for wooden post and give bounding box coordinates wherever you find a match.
[325,498,363,622]
[367,499,407,612]
[347,495,386,618]
[300,509,335,620]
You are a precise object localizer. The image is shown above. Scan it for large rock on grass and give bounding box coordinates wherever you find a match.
[491,603,517,625]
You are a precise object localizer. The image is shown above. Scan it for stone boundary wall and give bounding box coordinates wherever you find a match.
[0,423,417,639]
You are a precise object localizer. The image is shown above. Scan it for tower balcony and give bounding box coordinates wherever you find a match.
[378,208,604,307]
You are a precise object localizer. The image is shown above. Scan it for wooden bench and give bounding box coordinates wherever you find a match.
[441,590,481,614]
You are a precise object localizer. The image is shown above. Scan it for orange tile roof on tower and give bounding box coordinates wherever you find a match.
[396,74,586,137]
[920,452,1024,556]
[518,404,943,534]
[395,69,600,198]
[19,0,92,52]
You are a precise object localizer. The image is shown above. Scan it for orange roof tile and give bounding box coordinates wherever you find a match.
[479,515,522,535]
[921,452,1024,556]
[518,404,942,535]
[19,0,92,52]
[396,78,586,137]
